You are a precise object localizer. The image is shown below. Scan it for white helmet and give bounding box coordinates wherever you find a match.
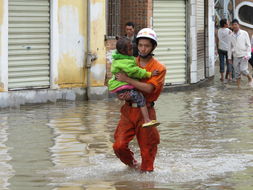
[136,28,158,45]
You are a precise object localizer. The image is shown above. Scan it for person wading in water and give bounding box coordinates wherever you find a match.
[112,28,166,172]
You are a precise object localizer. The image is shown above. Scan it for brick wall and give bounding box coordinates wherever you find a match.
[235,0,253,37]
[120,0,153,35]
[105,0,153,85]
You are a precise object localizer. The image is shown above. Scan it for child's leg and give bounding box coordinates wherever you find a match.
[140,106,151,123]
[129,90,151,122]
[129,90,160,127]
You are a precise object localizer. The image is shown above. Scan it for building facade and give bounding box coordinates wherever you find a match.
[0,0,106,90]
[106,0,215,86]
[0,0,215,107]
[215,0,253,37]
[234,0,253,37]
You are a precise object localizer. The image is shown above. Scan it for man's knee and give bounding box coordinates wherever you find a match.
[113,141,127,153]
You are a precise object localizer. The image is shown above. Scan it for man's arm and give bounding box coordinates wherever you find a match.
[245,32,251,57]
[116,72,154,94]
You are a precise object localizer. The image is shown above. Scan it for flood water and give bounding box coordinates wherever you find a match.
[1,77,253,190]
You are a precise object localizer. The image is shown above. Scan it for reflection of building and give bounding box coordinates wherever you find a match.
[0,117,14,190]
[48,102,113,167]
[5,111,53,190]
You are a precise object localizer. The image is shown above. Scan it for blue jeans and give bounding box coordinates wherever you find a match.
[218,49,232,73]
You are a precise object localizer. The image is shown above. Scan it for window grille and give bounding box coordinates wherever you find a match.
[107,0,121,37]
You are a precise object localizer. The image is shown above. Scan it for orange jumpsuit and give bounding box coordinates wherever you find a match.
[113,57,166,172]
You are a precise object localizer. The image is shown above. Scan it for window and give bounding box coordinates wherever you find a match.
[238,5,253,25]
[107,0,121,37]
[235,2,253,29]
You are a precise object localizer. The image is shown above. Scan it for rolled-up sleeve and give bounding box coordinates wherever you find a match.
[146,69,166,91]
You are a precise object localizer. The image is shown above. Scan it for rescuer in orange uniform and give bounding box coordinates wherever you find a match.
[113,28,166,172]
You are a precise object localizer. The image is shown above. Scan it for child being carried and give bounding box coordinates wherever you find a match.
[108,37,160,128]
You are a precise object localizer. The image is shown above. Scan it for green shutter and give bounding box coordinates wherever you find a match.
[8,0,50,90]
[153,0,186,85]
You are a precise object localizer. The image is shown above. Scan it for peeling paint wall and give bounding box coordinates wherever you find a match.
[57,0,87,88]
[89,0,106,86]
[0,0,107,94]
[55,0,106,88]
[0,0,3,25]
[207,0,215,77]
[0,0,3,91]
[0,0,7,92]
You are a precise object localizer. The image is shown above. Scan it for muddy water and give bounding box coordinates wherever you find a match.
[1,79,253,190]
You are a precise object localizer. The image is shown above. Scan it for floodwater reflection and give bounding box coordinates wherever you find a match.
[0,79,253,189]
[0,116,14,190]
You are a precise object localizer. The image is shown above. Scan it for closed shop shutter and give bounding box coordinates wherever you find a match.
[196,0,205,81]
[8,0,50,90]
[153,0,186,85]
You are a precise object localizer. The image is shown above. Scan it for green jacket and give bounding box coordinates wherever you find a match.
[108,51,151,91]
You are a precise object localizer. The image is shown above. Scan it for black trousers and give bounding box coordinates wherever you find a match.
[249,52,253,68]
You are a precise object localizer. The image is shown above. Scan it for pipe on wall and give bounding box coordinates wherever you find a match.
[86,0,91,100]
[86,0,97,100]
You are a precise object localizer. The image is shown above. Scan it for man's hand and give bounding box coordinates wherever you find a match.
[115,72,129,82]
[228,59,233,64]
[243,56,250,60]
[152,70,160,76]
[117,91,131,101]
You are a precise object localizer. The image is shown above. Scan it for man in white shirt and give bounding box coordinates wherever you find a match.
[217,19,232,82]
[228,19,253,88]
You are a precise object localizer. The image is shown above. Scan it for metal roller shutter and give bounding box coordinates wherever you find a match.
[153,0,186,85]
[8,0,50,90]
[196,0,205,81]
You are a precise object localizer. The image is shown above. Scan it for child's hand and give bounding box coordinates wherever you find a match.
[152,70,160,76]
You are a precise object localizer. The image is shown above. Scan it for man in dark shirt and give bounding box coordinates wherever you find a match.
[125,22,138,57]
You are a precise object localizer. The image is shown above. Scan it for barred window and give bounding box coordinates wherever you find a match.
[107,0,121,37]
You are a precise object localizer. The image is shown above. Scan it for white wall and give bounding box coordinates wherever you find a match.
[206,0,215,77]
[189,0,198,83]
[0,0,8,91]
[50,0,59,89]
[189,0,215,83]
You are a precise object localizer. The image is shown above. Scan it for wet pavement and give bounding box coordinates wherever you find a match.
[1,77,253,190]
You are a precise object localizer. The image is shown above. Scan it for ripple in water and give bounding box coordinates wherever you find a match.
[46,149,253,186]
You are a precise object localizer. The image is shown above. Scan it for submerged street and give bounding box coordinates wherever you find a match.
[1,77,253,190]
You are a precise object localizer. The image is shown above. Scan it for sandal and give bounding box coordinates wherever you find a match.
[142,120,160,128]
